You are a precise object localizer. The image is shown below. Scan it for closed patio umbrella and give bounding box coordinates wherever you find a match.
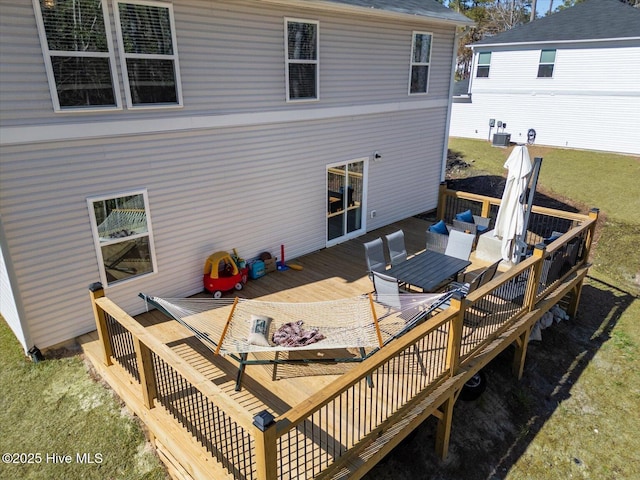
[493,145,533,263]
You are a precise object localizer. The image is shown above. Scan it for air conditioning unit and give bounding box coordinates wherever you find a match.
[492,133,511,147]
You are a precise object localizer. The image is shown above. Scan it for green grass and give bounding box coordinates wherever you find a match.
[448,138,640,295]
[2,139,638,479]
[0,319,168,480]
[448,138,640,224]
[507,298,640,480]
[447,138,640,479]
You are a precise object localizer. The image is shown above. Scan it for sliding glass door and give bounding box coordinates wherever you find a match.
[327,159,367,245]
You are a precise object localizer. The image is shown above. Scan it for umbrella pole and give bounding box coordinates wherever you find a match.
[515,156,543,263]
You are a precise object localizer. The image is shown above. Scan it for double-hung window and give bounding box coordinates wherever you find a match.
[285,18,319,101]
[409,32,432,94]
[33,0,121,111]
[476,52,491,78]
[537,49,556,78]
[114,1,183,107]
[88,190,157,286]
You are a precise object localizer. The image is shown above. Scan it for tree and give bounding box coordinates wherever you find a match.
[448,0,531,79]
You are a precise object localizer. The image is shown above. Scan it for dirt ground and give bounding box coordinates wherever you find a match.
[365,279,626,480]
[364,156,625,480]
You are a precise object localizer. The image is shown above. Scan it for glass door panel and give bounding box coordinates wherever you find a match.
[327,165,345,242]
[327,159,366,245]
[346,161,363,234]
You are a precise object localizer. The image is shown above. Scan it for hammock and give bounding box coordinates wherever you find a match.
[97,209,147,240]
[140,291,452,390]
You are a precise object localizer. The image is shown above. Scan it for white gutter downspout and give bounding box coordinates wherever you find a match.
[467,45,476,97]
[440,27,463,183]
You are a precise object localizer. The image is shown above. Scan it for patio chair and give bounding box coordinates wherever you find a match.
[457,258,498,284]
[371,271,441,375]
[444,230,475,261]
[448,268,487,296]
[425,230,449,254]
[371,270,403,310]
[364,237,386,275]
[478,259,501,287]
[452,209,491,235]
[385,230,407,267]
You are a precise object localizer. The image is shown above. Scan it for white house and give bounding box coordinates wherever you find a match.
[449,0,640,155]
[0,0,472,354]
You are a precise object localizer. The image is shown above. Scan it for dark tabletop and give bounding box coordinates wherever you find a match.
[385,250,471,292]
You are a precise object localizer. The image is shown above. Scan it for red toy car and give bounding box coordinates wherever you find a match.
[203,251,248,298]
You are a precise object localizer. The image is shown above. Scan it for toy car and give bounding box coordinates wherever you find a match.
[203,251,248,298]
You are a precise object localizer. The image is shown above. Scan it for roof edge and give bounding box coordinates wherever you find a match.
[258,0,474,27]
[471,36,640,49]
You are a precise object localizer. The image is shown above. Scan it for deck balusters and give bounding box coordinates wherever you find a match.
[87,202,598,479]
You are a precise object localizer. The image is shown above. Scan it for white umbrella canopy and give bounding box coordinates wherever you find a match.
[493,145,533,263]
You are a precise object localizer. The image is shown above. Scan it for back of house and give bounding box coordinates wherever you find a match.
[0,0,471,353]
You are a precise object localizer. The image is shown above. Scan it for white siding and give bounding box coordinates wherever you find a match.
[0,221,28,351]
[451,43,640,154]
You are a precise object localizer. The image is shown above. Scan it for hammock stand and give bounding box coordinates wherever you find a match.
[139,291,454,390]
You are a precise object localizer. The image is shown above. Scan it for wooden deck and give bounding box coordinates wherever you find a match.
[85,215,454,411]
[82,191,598,480]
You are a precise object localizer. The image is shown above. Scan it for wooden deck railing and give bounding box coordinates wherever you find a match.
[89,287,259,479]
[437,183,586,247]
[88,193,598,480]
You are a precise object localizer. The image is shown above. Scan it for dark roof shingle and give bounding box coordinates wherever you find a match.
[473,0,640,46]
[321,0,473,25]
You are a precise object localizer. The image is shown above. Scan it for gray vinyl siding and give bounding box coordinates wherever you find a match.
[1,0,455,126]
[0,109,445,349]
[0,0,458,349]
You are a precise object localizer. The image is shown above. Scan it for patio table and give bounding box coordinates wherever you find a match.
[385,250,471,293]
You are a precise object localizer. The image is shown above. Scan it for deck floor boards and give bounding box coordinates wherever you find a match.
[81,213,504,479]
[130,215,477,413]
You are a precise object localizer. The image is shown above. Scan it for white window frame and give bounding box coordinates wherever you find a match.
[32,0,122,112]
[408,31,432,95]
[284,18,319,102]
[113,0,183,109]
[537,49,556,78]
[87,189,158,287]
[476,52,491,78]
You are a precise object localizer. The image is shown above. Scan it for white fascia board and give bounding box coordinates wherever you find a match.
[0,99,448,146]
[470,36,640,49]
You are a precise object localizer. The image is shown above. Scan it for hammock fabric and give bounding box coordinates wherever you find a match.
[97,209,147,240]
[140,292,452,390]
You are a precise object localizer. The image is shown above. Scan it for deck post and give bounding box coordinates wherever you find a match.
[583,208,600,259]
[566,281,585,319]
[133,338,157,409]
[524,244,546,311]
[445,293,465,374]
[436,182,447,221]
[88,283,112,366]
[435,395,455,459]
[512,326,532,379]
[253,411,277,480]
[480,198,491,218]
[564,208,598,319]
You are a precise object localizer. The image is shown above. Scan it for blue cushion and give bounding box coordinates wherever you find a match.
[477,224,489,233]
[455,209,474,223]
[543,235,561,245]
[429,220,449,235]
